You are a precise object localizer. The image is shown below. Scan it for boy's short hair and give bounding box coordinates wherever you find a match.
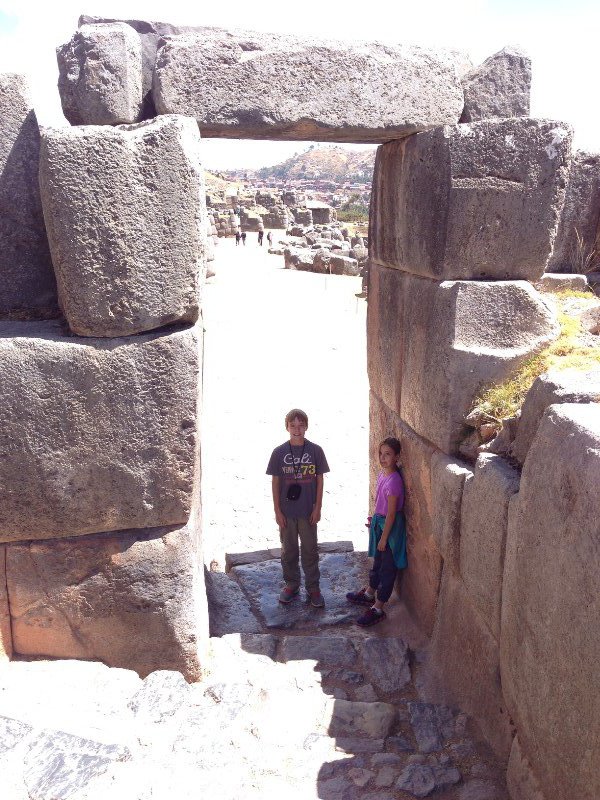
[285,408,308,428]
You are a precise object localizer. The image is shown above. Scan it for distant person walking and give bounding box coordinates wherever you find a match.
[241,231,247,246]
[258,229,264,246]
[267,231,273,247]
[235,229,241,246]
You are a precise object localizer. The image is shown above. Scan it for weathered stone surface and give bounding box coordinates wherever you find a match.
[362,637,411,693]
[232,552,368,630]
[369,393,441,634]
[282,636,357,667]
[0,321,200,542]
[400,275,558,453]
[461,47,531,123]
[283,247,316,272]
[127,669,192,723]
[370,118,572,280]
[386,735,414,754]
[25,729,131,799]
[153,29,465,143]
[512,369,600,464]
[396,763,436,798]
[328,700,396,738]
[505,736,545,800]
[0,74,56,318]
[57,23,143,125]
[335,737,385,754]
[313,250,360,276]
[205,569,262,636]
[423,567,513,760]
[460,454,520,639]
[501,404,600,800]
[78,16,194,119]
[546,150,600,273]
[0,546,11,660]
[6,516,208,680]
[533,272,588,292]
[40,116,206,337]
[367,262,404,412]
[430,453,473,573]
[408,701,457,753]
[458,779,507,800]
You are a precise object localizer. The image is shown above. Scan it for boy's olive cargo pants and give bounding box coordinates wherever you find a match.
[279,517,320,592]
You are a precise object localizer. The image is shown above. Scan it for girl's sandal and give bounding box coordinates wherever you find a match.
[356,607,386,626]
[346,588,374,605]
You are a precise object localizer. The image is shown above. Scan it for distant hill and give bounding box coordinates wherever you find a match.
[255,145,376,184]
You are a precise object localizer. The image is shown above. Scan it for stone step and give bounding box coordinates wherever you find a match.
[224,539,355,571]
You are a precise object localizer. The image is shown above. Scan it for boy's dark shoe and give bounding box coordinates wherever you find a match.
[279,586,299,604]
[346,588,375,605]
[356,607,386,627]
[308,590,325,608]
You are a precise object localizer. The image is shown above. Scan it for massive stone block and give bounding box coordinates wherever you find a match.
[546,150,600,273]
[512,368,600,464]
[461,47,531,123]
[400,274,558,453]
[459,454,520,639]
[0,545,12,660]
[430,453,472,574]
[367,262,404,413]
[40,115,206,337]
[57,23,143,125]
[0,74,57,318]
[506,737,545,800]
[0,321,201,542]
[424,567,513,761]
[153,29,465,143]
[78,16,206,119]
[5,514,207,680]
[370,118,572,280]
[370,392,441,634]
[501,403,600,800]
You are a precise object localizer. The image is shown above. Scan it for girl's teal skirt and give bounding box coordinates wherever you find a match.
[368,512,408,569]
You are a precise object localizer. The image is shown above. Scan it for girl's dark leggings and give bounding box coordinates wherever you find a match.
[369,544,399,603]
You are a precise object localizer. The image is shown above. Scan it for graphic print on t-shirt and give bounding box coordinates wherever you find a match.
[266,439,330,520]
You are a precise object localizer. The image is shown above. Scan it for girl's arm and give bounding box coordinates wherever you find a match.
[377,493,398,551]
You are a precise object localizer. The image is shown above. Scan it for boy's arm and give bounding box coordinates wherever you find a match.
[309,474,324,526]
[272,476,287,529]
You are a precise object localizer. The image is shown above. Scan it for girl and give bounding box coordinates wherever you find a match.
[346,437,407,626]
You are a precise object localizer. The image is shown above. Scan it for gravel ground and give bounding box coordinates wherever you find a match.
[201,234,369,569]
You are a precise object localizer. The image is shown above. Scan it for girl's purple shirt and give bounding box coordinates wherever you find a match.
[374,470,404,516]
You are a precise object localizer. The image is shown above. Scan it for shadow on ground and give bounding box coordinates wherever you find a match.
[204,542,509,799]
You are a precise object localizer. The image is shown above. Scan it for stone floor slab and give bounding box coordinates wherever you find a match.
[232,552,369,630]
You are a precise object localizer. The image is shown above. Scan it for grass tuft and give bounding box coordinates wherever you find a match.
[471,302,600,421]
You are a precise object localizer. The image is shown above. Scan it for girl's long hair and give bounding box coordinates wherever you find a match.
[380,437,402,475]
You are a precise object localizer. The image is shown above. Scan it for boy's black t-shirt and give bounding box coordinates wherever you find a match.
[266,439,329,520]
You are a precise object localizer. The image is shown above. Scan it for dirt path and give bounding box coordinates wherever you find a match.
[201,234,369,569]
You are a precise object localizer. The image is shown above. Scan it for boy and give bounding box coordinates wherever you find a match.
[266,409,329,607]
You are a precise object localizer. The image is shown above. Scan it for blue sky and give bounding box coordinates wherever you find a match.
[0,1,597,168]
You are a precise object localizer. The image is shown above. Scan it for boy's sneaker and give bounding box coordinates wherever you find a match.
[279,586,299,604]
[346,588,375,605]
[356,607,386,627]
[308,590,325,608]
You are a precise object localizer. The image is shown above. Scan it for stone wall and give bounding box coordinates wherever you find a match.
[367,111,600,800]
[0,84,209,680]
